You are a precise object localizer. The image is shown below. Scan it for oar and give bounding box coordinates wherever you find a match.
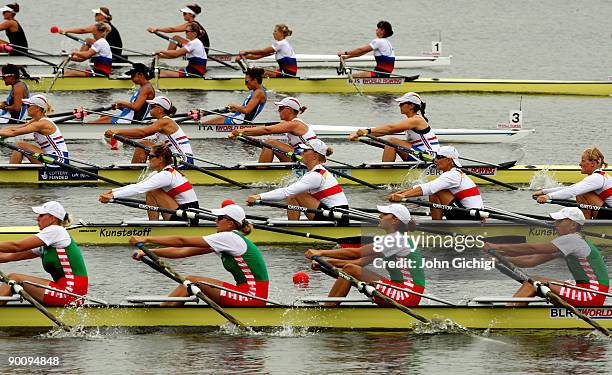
[0,140,126,186]
[338,65,420,82]
[232,134,383,190]
[339,57,363,96]
[369,281,456,306]
[540,198,612,214]
[110,198,366,247]
[254,200,378,223]
[312,256,430,324]
[84,109,149,124]
[133,242,248,330]
[487,249,610,336]
[51,26,137,66]
[0,269,71,331]
[48,104,115,121]
[108,133,249,188]
[0,44,58,67]
[46,53,72,93]
[22,280,108,305]
[365,134,520,190]
[150,30,239,71]
[401,197,612,241]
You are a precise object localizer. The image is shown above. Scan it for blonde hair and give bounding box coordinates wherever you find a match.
[583,146,608,168]
[94,22,111,37]
[275,24,292,37]
[60,214,73,227]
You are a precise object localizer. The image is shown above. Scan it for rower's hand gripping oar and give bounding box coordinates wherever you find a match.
[538,198,612,215]
[312,256,431,324]
[133,242,248,330]
[107,133,249,188]
[487,249,610,336]
[0,269,71,331]
[51,26,137,66]
[254,200,378,223]
[230,133,383,190]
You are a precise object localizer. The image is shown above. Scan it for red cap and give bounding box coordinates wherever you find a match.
[221,199,236,208]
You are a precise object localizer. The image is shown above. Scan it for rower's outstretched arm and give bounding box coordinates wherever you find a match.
[0,236,45,253]
[505,253,559,268]
[339,44,373,58]
[486,241,560,257]
[0,251,38,263]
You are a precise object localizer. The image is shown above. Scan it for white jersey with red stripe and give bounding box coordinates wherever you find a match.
[417,167,484,208]
[543,170,612,207]
[286,118,317,148]
[405,124,440,152]
[111,166,197,204]
[155,117,194,161]
[32,117,69,161]
[259,164,348,207]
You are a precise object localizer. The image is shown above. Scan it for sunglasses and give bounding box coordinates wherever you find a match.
[435,154,448,160]
[148,153,161,159]
[216,215,235,222]
[277,106,288,112]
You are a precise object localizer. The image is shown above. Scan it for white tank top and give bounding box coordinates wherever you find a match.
[33,117,69,160]
[544,170,612,207]
[405,124,440,152]
[418,168,484,209]
[155,117,194,161]
[112,166,197,205]
[286,118,317,147]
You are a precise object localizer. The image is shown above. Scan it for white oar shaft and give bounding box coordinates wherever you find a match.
[22,280,109,305]
[547,281,612,298]
[193,281,284,306]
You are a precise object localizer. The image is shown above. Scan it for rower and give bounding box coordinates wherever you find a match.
[388,146,484,220]
[338,20,395,78]
[0,94,69,165]
[305,204,425,307]
[0,63,30,124]
[99,144,200,224]
[201,67,267,125]
[533,147,611,220]
[62,22,113,77]
[88,63,155,124]
[0,3,27,54]
[246,139,350,224]
[348,92,439,161]
[230,96,315,162]
[104,95,194,163]
[147,4,209,54]
[236,24,297,78]
[130,203,269,307]
[482,207,609,307]
[0,201,88,306]
[57,7,123,60]
[154,23,206,77]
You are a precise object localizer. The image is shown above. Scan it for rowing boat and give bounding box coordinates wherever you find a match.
[46,122,536,143]
[0,163,591,186]
[0,52,452,69]
[3,75,611,95]
[1,219,609,246]
[1,297,611,331]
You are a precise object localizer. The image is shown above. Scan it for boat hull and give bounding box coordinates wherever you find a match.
[1,304,611,331]
[3,76,611,95]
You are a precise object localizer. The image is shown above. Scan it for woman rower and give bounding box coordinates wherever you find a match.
[338,20,395,78]
[0,94,69,165]
[482,207,609,307]
[62,22,113,77]
[236,24,297,78]
[89,63,155,124]
[104,95,194,163]
[154,22,206,77]
[130,203,269,307]
[0,63,29,123]
[305,204,425,307]
[201,67,267,125]
[0,3,27,54]
[229,96,315,162]
[99,144,199,224]
[246,139,350,224]
[533,147,611,220]
[57,7,123,59]
[388,146,484,220]
[348,92,439,161]
[0,201,88,306]
[147,4,209,53]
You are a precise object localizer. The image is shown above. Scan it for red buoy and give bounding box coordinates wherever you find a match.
[292,271,309,287]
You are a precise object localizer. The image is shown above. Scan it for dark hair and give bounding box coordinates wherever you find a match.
[99,6,112,20]
[275,24,292,37]
[246,67,264,84]
[232,219,253,235]
[5,3,18,13]
[186,4,201,15]
[412,101,428,122]
[377,20,393,37]
[396,219,416,233]
[150,144,174,165]
[1,63,36,82]
[163,105,177,116]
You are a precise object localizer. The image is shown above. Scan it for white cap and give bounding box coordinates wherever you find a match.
[377,204,412,224]
[0,6,15,13]
[274,97,303,112]
[211,204,246,223]
[297,139,328,157]
[436,145,462,168]
[394,92,422,106]
[180,7,196,15]
[146,96,172,111]
[91,8,110,18]
[550,207,586,225]
[32,201,67,221]
[22,94,50,110]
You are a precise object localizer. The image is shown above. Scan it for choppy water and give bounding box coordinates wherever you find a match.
[0,0,611,374]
